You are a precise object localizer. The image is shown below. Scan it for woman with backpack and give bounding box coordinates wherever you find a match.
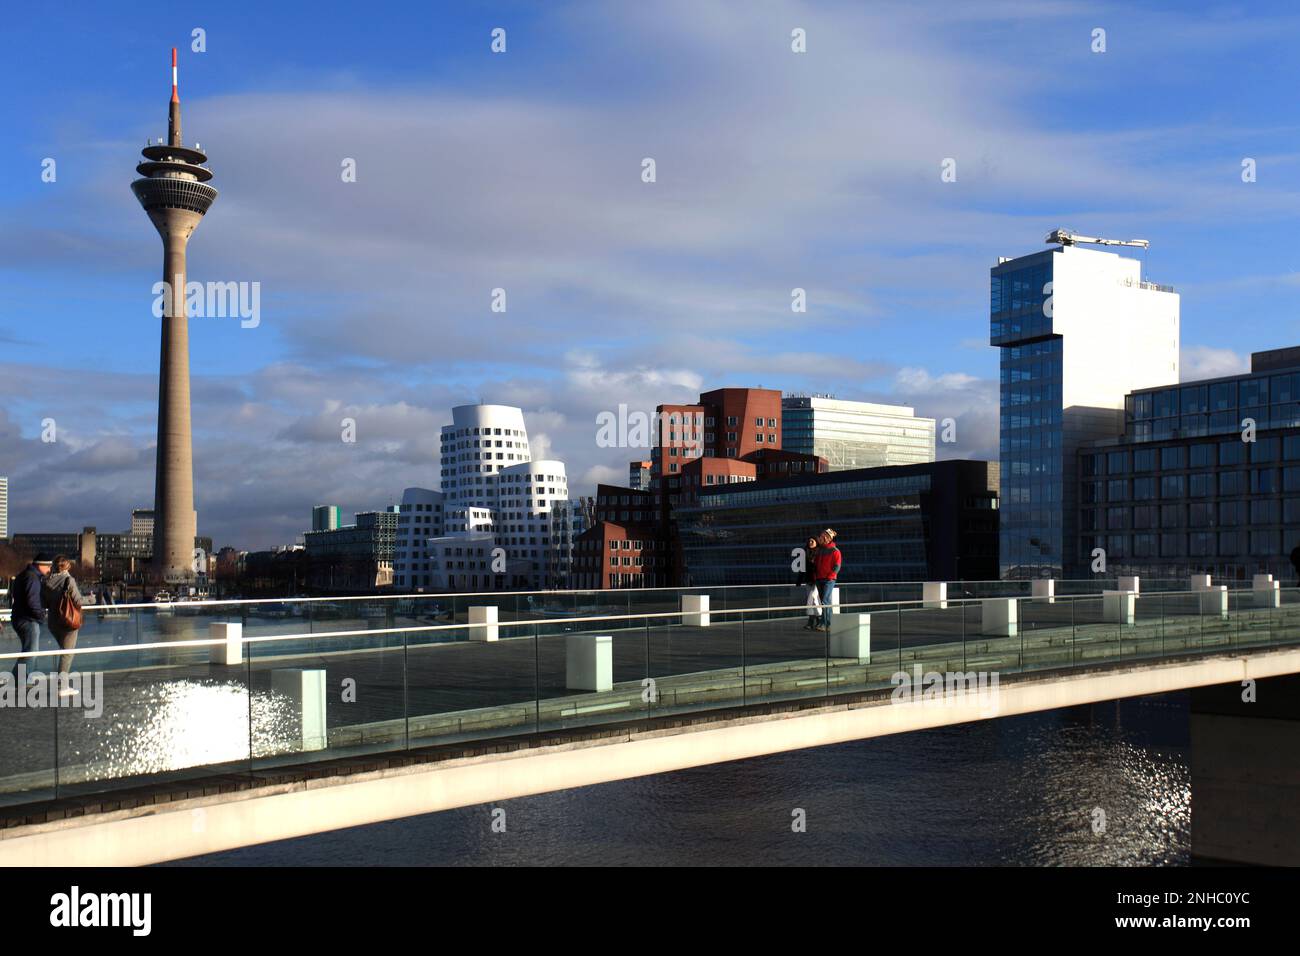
[41,555,84,695]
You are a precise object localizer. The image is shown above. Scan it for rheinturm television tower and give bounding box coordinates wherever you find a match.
[131,48,217,585]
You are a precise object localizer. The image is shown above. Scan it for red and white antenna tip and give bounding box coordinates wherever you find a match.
[171,47,179,101]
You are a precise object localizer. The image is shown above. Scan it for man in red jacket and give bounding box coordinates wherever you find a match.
[813,529,841,631]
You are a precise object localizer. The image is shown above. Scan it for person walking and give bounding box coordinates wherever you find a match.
[801,536,820,630]
[41,555,84,696]
[7,553,52,683]
[813,529,841,631]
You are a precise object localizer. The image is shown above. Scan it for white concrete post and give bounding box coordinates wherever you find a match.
[982,598,1018,638]
[1118,575,1140,594]
[829,613,871,661]
[922,582,948,610]
[1199,585,1228,619]
[830,587,841,608]
[1031,579,1055,604]
[209,621,242,665]
[1253,574,1281,609]
[1103,590,1135,625]
[1190,574,1212,591]
[566,635,613,691]
[469,605,499,642]
[271,668,328,752]
[681,594,710,627]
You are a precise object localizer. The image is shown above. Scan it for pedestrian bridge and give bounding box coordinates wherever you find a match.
[1,577,1297,865]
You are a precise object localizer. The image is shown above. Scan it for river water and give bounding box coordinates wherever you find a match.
[174,691,1191,866]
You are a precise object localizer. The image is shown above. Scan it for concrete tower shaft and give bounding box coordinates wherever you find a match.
[130,49,217,585]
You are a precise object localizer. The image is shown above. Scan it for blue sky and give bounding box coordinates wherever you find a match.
[2,0,1299,548]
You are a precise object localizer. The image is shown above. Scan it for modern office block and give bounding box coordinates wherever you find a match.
[782,395,935,469]
[400,404,571,592]
[993,239,1179,578]
[1078,347,1300,583]
[676,460,999,586]
[311,505,342,532]
[0,476,7,540]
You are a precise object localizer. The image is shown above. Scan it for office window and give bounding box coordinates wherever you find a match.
[1252,469,1278,494]
[1219,440,1244,465]
[1251,499,1279,524]
[1107,480,1128,501]
[1161,446,1185,470]
[1189,473,1213,497]
[1133,477,1156,500]
[1132,505,1156,529]
[1189,532,1215,556]
[1161,475,1185,498]
[1133,449,1156,472]
[1218,471,1245,495]
[1189,444,1214,468]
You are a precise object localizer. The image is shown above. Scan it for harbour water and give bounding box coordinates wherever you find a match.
[174,691,1191,866]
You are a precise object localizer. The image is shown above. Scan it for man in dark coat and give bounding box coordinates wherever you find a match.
[8,554,52,681]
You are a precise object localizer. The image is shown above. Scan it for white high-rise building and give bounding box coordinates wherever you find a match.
[394,404,570,591]
[781,396,935,469]
[992,238,1180,577]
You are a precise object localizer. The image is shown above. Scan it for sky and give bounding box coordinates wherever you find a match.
[2,0,1299,550]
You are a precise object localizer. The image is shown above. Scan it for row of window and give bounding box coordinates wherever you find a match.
[1082,531,1287,559]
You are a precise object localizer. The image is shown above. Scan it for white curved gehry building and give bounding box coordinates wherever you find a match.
[394,404,571,592]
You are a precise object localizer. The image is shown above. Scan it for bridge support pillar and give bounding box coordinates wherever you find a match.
[1118,575,1140,594]
[922,582,947,610]
[1190,574,1212,591]
[681,594,710,627]
[1199,585,1228,619]
[1031,579,1055,604]
[566,634,612,692]
[271,668,328,752]
[1254,574,1281,609]
[981,598,1017,637]
[1192,674,1300,865]
[469,605,499,642]
[829,613,870,661]
[1102,590,1135,625]
[209,622,242,665]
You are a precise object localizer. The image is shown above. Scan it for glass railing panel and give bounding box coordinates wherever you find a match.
[534,614,653,733]
[399,621,538,748]
[50,641,253,802]
[738,602,829,707]
[0,646,60,806]
[1159,591,1202,656]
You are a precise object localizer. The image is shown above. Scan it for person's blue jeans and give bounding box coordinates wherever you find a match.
[10,619,40,679]
[818,579,836,628]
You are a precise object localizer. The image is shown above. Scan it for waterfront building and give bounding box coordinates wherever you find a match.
[1079,346,1300,581]
[676,460,999,586]
[781,395,935,469]
[992,236,1179,577]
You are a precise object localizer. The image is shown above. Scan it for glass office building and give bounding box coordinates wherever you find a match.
[992,242,1180,577]
[781,396,935,469]
[1079,347,1300,581]
[675,460,999,586]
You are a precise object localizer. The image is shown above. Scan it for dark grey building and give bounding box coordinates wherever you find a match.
[676,459,999,586]
[1079,346,1300,581]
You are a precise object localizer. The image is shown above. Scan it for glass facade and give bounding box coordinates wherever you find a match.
[1126,370,1300,442]
[1081,362,1300,581]
[992,253,1062,576]
[676,461,999,586]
